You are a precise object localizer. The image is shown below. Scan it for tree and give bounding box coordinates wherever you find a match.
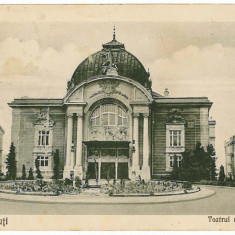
[5,142,17,180]
[52,149,60,180]
[35,159,43,179]
[75,176,82,188]
[178,142,217,182]
[28,167,34,180]
[218,165,225,182]
[180,150,193,181]
[22,164,26,180]
[207,145,217,180]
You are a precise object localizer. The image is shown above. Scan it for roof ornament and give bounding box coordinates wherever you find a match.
[102,49,118,76]
[113,24,116,40]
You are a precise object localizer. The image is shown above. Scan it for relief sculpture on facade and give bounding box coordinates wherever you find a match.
[34,107,54,128]
[90,80,128,99]
[166,109,186,124]
[90,126,128,141]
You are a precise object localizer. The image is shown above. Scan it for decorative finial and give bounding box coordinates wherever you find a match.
[113,24,116,40]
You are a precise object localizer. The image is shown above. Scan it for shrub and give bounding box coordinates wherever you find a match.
[199,180,216,185]
[28,168,34,180]
[22,165,26,180]
[226,181,235,187]
[182,182,192,189]
[52,149,60,180]
[64,178,73,186]
[5,142,17,180]
[35,159,43,179]
[108,189,114,196]
[218,165,225,182]
[149,191,154,196]
[108,180,183,196]
[75,176,82,188]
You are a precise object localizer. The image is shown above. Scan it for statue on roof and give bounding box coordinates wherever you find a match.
[102,50,118,75]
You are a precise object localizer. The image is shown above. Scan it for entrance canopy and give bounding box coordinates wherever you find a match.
[83,141,131,148]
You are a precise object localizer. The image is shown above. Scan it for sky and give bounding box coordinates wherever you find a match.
[1,18,235,169]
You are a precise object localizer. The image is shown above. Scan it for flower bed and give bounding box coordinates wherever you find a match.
[0,179,194,197]
[108,180,192,196]
[0,179,81,196]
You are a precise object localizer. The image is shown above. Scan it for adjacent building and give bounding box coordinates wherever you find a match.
[225,136,235,179]
[8,32,216,181]
[0,126,5,173]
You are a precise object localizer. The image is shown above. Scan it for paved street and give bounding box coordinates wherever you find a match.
[0,186,234,215]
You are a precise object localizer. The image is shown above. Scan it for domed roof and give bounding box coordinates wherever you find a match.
[68,34,151,89]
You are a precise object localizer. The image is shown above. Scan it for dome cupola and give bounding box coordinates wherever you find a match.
[67,28,151,90]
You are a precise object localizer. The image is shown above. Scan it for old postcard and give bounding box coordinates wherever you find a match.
[0,4,235,231]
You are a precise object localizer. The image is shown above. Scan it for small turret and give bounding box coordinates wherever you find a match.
[164,88,169,97]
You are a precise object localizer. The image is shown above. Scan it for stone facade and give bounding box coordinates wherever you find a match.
[0,126,4,173]
[8,35,216,181]
[225,136,235,179]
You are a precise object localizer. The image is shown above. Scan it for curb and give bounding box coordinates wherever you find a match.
[111,189,200,197]
[197,184,235,190]
[0,188,215,205]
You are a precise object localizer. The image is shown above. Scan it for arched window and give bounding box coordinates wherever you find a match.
[90,104,127,127]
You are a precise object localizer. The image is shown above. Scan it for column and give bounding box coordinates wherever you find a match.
[132,114,139,175]
[74,114,83,178]
[98,158,101,182]
[142,114,151,180]
[76,114,83,166]
[115,158,118,181]
[63,114,73,179]
[66,114,73,166]
[70,142,75,167]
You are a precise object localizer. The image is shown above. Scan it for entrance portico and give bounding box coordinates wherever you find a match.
[63,76,152,182]
[84,141,130,182]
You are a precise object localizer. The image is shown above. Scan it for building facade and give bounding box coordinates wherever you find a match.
[8,34,216,181]
[225,136,235,179]
[0,126,4,173]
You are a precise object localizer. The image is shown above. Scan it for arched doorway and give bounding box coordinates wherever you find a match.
[85,102,131,182]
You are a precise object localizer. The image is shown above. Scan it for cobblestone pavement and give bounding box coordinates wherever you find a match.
[0,186,233,215]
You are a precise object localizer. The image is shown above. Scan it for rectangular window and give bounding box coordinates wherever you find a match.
[118,149,129,157]
[178,131,181,146]
[101,149,116,157]
[102,113,108,125]
[123,118,127,125]
[118,116,122,125]
[96,116,100,126]
[170,156,182,168]
[109,113,115,125]
[38,130,50,146]
[173,131,177,146]
[170,131,173,146]
[37,156,49,168]
[38,131,49,146]
[170,156,174,167]
[169,130,182,147]
[178,156,182,167]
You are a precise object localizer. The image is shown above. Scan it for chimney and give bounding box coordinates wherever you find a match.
[164,88,169,97]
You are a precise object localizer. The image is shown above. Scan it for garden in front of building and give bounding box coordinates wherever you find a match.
[0,142,200,198]
[1,141,231,199]
[0,177,197,197]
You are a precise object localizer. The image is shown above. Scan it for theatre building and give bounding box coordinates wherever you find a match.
[8,33,216,181]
